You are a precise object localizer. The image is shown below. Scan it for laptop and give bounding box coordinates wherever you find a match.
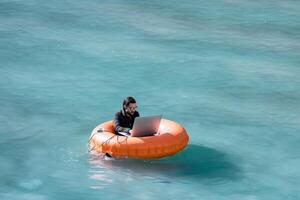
[118,115,162,137]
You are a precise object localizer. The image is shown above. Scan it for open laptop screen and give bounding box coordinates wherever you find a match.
[131,115,162,137]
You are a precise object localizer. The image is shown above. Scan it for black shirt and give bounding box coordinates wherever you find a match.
[113,110,140,133]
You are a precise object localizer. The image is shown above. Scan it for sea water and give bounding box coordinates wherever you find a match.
[1,0,300,199]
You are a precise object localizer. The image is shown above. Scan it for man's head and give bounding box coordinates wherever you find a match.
[123,96,137,116]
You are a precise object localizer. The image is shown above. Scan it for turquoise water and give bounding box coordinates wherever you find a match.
[1,0,300,199]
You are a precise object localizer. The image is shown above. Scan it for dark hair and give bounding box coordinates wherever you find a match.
[123,96,136,109]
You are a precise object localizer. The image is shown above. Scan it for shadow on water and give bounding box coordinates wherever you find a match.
[88,144,242,182]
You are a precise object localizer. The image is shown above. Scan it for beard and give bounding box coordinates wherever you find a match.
[124,109,134,116]
[128,110,135,116]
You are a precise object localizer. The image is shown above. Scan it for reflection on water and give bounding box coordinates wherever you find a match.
[88,144,241,188]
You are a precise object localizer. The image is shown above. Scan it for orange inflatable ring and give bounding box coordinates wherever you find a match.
[88,119,189,159]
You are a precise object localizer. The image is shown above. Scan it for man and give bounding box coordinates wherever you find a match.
[114,96,139,135]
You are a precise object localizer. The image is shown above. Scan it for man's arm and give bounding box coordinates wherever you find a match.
[113,113,130,133]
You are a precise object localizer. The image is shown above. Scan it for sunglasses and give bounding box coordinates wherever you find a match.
[127,106,138,110]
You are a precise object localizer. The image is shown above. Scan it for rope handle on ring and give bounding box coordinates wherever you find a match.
[88,124,162,153]
[88,127,116,152]
[88,127,105,143]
